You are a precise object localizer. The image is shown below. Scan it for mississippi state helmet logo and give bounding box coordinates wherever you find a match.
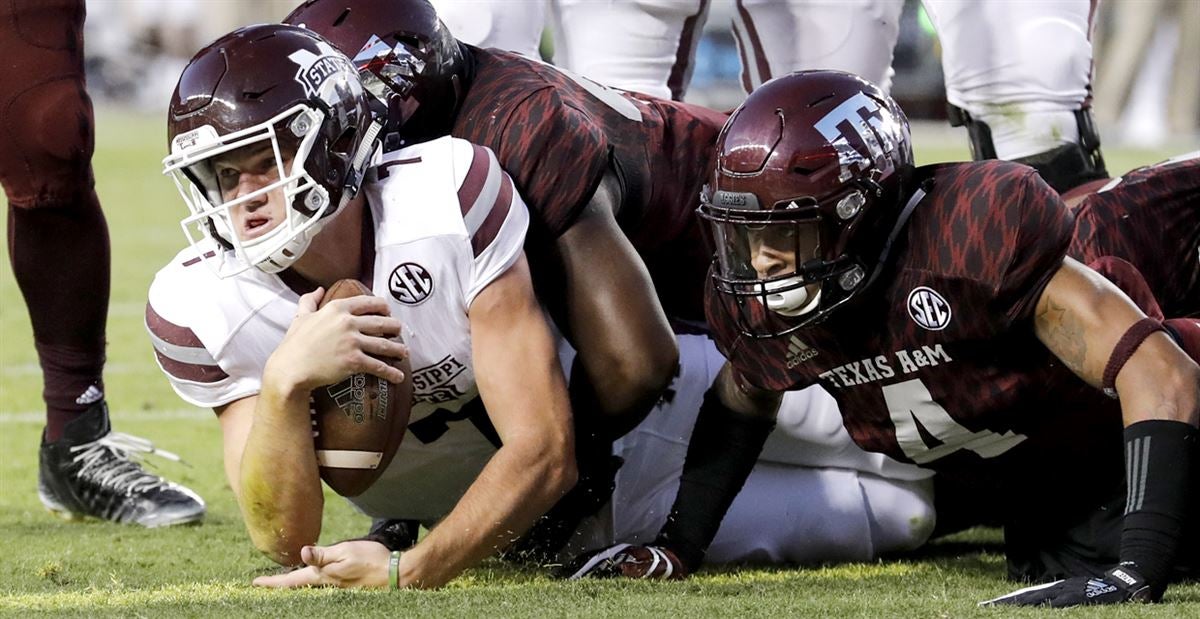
[907,286,951,330]
[389,263,433,305]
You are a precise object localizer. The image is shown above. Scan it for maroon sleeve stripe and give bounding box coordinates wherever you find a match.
[181,250,217,268]
[153,350,229,384]
[471,172,514,258]
[458,143,493,216]
[146,303,204,348]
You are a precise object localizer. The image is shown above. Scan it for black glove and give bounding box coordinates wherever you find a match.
[558,543,687,580]
[979,564,1156,608]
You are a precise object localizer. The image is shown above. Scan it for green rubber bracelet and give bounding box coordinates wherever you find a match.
[389,550,402,590]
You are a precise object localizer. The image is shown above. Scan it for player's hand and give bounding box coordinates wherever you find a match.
[979,564,1156,608]
[559,544,687,580]
[252,541,391,589]
[266,288,408,391]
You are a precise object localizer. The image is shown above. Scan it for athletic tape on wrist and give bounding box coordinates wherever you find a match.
[1102,318,1166,398]
[389,550,402,590]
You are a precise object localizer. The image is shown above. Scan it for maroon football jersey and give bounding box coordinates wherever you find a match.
[452,47,727,320]
[708,161,1123,473]
[1069,153,1200,318]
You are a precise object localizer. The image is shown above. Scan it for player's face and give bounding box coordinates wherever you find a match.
[747,223,821,276]
[746,222,823,302]
[747,225,798,278]
[211,143,295,242]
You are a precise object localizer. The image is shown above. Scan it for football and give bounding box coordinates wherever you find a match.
[310,279,413,497]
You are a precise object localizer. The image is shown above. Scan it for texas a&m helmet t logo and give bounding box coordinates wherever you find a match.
[907,286,952,330]
[814,91,899,183]
[389,263,433,305]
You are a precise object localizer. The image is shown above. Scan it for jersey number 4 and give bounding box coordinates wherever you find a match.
[882,378,1026,464]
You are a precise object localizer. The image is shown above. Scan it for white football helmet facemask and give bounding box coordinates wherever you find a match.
[164,25,382,279]
[164,105,345,277]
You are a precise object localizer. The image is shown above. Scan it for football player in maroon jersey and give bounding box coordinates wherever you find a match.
[1064,152,1200,320]
[0,0,205,527]
[284,0,727,558]
[567,71,1199,609]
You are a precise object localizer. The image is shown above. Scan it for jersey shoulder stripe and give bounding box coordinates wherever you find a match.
[459,144,503,236]
[145,301,229,383]
[471,172,514,257]
[457,143,494,217]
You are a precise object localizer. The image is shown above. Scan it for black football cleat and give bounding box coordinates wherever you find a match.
[38,402,206,527]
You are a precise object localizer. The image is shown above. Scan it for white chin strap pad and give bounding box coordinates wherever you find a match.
[253,206,333,274]
[765,277,822,317]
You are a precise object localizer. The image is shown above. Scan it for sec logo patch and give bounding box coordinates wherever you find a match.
[907,286,951,331]
[389,263,433,305]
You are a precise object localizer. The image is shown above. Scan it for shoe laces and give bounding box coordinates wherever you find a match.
[68,432,185,496]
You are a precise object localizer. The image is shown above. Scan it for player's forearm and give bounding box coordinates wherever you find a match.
[399,438,575,588]
[655,373,777,571]
[238,376,324,566]
[1034,259,1200,425]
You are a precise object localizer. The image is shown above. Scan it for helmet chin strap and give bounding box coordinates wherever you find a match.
[764,276,822,317]
[256,219,326,273]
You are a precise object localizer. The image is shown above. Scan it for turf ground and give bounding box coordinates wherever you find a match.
[0,110,1195,617]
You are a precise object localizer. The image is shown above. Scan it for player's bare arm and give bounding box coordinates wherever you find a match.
[1034,257,1200,426]
[237,288,408,565]
[258,253,578,589]
[553,170,677,431]
[389,252,575,588]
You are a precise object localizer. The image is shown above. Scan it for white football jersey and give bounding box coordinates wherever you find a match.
[147,136,526,521]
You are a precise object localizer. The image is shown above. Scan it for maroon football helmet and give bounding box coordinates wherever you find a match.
[284,0,465,143]
[163,24,381,277]
[697,70,915,337]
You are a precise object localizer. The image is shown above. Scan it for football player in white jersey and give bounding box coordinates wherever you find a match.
[429,0,546,59]
[147,24,576,589]
[440,0,1103,192]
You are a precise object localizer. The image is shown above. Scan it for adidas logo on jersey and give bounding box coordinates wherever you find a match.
[786,335,819,368]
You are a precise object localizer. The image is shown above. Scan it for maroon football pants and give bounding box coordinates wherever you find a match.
[1,0,110,440]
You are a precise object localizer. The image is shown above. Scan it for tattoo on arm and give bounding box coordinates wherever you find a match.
[1036,299,1088,374]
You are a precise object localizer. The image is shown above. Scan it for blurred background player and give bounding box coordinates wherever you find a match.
[0,0,204,526]
[431,0,1106,192]
[431,0,547,60]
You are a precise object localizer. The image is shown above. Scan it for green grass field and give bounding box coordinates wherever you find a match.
[1,110,1195,617]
